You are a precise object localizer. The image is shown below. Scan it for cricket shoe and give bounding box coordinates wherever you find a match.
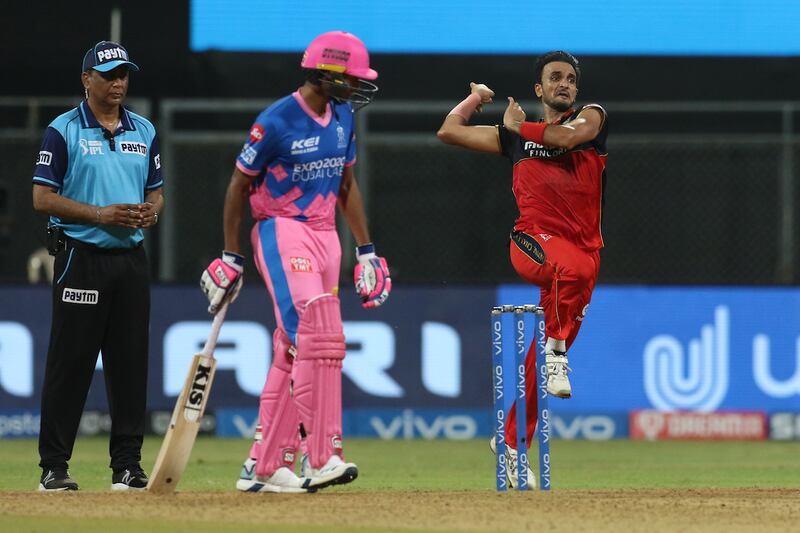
[489,437,535,489]
[546,351,572,398]
[39,468,79,491]
[111,465,149,490]
[303,455,358,490]
[235,457,258,491]
[246,466,315,494]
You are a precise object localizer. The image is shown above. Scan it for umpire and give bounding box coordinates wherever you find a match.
[32,41,164,491]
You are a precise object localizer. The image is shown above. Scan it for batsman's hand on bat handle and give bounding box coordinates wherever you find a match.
[354,243,392,309]
[470,82,495,113]
[200,251,244,314]
[503,96,527,135]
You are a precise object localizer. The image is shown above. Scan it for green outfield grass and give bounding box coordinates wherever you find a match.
[3,438,799,532]
[2,436,799,491]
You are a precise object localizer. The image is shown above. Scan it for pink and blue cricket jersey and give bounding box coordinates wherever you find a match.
[236,91,357,341]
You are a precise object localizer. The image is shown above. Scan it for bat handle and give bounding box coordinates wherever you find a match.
[201,301,229,358]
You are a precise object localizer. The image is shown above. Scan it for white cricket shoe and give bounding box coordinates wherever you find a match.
[248,466,314,493]
[489,437,535,489]
[235,457,258,491]
[546,352,572,398]
[304,455,358,490]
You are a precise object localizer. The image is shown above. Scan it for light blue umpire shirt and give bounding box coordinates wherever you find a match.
[32,99,163,249]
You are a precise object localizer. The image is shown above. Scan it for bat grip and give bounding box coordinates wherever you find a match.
[200,301,229,358]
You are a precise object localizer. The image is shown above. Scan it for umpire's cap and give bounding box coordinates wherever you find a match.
[82,41,140,73]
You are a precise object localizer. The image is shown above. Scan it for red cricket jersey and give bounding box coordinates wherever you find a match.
[498,104,608,251]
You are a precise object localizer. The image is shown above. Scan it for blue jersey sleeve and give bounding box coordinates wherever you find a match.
[236,117,279,176]
[345,130,357,166]
[146,133,164,190]
[32,126,68,189]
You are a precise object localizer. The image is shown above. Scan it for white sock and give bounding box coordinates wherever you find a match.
[545,337,566,353]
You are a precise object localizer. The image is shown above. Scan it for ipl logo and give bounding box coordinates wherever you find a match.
[336,125,347,148]
[643,306,729,411]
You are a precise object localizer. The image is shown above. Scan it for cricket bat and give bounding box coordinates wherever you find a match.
[147,302,229,494]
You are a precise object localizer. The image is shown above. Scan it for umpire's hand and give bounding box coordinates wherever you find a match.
[97,203,157,228]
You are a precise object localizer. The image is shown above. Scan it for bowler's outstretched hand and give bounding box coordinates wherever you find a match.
[470,82,495,113]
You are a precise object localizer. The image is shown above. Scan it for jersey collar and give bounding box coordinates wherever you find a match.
[78,100,136,131]
[555,107,577,124]
[292,90,332,128]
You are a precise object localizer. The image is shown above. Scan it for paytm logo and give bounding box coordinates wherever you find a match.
[97,47,128,62]
[643,306,729,411]
[36,151,52,166]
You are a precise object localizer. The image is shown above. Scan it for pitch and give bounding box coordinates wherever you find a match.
[2,437,798,531]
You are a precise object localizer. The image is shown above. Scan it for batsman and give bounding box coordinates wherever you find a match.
[438,51,608,487]
[200,31,391,493]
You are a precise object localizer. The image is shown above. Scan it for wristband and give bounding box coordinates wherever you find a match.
[222,250,245,271]
[355,242,376,260]
[448,93,482,121]
[519,122,548,144]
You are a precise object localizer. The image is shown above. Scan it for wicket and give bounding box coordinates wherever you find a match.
[491,304,551,491]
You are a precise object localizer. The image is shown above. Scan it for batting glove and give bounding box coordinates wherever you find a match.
[201,251,244,314]
[354,243,392,309]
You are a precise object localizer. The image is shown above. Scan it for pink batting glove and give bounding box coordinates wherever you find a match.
[200,251,244,314]
[354,243,392,309]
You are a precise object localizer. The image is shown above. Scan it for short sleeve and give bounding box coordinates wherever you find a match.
[236,119,278,176]
[578,104,608,154]
[497,125,517,160]
[345,130,357,167]
[32,127,68,189]
[146,133,163,190]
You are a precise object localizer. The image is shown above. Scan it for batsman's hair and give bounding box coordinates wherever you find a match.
[534,51,581,86]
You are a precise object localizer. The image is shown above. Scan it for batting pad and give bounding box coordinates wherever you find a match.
[293,294,346,469]
[254,328,301,477]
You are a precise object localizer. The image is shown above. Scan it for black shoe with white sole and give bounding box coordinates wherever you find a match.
[111,465,149,490]
[39,468,79,491]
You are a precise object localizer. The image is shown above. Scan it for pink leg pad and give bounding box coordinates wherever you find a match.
[293,294,346,469]
[254,328,301,477]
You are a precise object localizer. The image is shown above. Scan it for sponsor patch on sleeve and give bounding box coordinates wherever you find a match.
[240,144,258,165]
[37,151,53,166]
[249,124,265,144]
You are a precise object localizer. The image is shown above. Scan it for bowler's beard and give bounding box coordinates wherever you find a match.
[548,98,572,113]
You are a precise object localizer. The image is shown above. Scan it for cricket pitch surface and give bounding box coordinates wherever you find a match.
[2,488,797,532]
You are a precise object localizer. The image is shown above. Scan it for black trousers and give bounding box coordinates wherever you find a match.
[39,242,150,471]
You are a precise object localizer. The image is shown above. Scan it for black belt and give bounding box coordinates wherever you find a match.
[66,237,142,254]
